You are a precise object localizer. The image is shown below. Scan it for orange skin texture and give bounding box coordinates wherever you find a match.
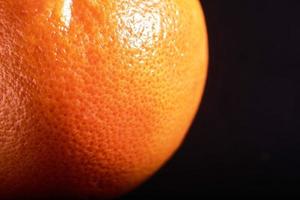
[0,0,208,199]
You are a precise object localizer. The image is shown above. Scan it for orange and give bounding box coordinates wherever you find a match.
[0,0,208,199]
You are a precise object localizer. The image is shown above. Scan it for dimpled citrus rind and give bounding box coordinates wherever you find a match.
[0,0,208,198]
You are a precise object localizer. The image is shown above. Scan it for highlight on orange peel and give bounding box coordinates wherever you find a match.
[0,0,208,199]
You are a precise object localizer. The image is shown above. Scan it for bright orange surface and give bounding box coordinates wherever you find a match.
[0,0,208,198]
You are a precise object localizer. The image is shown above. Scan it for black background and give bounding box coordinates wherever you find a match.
[122,0,300,198]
